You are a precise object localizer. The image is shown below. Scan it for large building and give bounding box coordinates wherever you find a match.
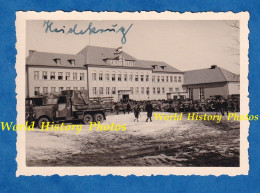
[26,46,240,101]
[26,46,184,101]
[183,65,240,100]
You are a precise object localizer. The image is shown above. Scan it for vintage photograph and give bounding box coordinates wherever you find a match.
[16,12,249,176]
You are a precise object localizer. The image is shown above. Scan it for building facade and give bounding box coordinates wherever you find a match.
[26,46,184,101]
[26,46,239,101]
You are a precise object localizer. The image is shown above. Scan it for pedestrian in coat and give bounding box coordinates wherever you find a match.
[145,101,153,122]
[133,104,141,122]
[126,103,131,114]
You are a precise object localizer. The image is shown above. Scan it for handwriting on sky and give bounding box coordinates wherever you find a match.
[43,20,133,44]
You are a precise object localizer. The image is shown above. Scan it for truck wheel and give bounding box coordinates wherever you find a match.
[37,117,50,128]
[94,113,104,123]
[83,114,93,124]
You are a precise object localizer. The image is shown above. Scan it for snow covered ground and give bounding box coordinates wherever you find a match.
[26,112,240,167]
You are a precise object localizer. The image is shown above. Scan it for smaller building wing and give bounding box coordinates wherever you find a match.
[183,66,240,85]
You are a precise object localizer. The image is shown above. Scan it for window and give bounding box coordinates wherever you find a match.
[55,59,61,65]
[50,72,55,80]
[175,88,179,92]
[105,73,109,81]
[70,60,75,66]
[93,87,97,95]
[66,72,70,80]
[141,87,144,94]
[92,73,96,81]
[51,87,56,93]
[169,87,173,92]
[157,87,160,94]
[72,73,77,80]
[178,76,182,82]
[146,87,149,95]
[34,87,40,95]
[130,87,133,94]
[57,96,66,104]
[146,75,149,82]
[112,74,116,81]
[199,87,205,100]
[66,87,71,90]
[112,87,116,95]
[153,87,156,94]
[98,73,103,81]
[162,87,165,94]
[129,74,133,81]
[152,76,155,82]
[34,71,39,80]
[43,87,48,93]
[106,87,110,95]
[118,74,122,81]
[166,76,169,82]
[135,87,139,94]
[80,87,85,90]
[99,87,103,95]
[73,87,78,91]
[174,76,177,82]
[59,87,64,91]
[124,74,127,81]
[170,76,173,82]
[42,71,47,80]
[157,76,160,82]
[58,72,63,80]
[188,88,193,99]
[161,76,164,82]
[80,73,84,81]
[135,75,138,81]
[140,75,144,82]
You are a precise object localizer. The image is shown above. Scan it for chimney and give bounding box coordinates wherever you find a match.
[29,50,36,56]
[210,65,217,69]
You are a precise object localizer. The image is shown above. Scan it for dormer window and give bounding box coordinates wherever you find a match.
[161,66,166,70]
[152,65,158,70]
[68,59,75,66]
[54,58,61,65]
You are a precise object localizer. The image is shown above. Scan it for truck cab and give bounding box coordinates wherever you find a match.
[29,90,106,128]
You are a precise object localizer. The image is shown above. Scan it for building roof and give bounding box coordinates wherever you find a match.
[26,46,182,73]
[183,66,240,85]
[77,45,152,69]
[26,51,85,68]
[139,60,182,73]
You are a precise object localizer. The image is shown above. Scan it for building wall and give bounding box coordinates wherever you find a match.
[184,82,230,100]
[87,66,184,101]
[227,82,240,95]
[150,72,184,100]
[27,66,88,97]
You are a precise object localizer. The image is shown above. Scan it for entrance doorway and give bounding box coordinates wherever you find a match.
[122,94,129,102]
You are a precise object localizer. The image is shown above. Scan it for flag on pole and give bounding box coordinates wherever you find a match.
[114,46,123,54]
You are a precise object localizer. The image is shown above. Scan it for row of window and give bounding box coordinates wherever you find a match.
[34,71,85,81]
[92,73,182,83]
[34,87,85,95]
[92,87,180,95]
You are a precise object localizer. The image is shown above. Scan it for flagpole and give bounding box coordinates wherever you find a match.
[121,44,124,66]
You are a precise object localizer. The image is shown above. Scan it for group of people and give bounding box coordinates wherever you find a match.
[114,101,154,122]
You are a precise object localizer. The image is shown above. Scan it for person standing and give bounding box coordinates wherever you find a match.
[145,101,153,122]
[114,102,119,115]
[133,103,141,122]
[126,102,131,114]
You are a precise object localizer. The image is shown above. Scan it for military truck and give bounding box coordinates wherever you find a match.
[28,90,106,128]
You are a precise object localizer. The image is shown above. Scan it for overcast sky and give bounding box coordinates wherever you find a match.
[26,20,240,74]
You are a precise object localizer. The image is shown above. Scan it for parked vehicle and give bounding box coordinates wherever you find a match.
[27,90,106,128]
